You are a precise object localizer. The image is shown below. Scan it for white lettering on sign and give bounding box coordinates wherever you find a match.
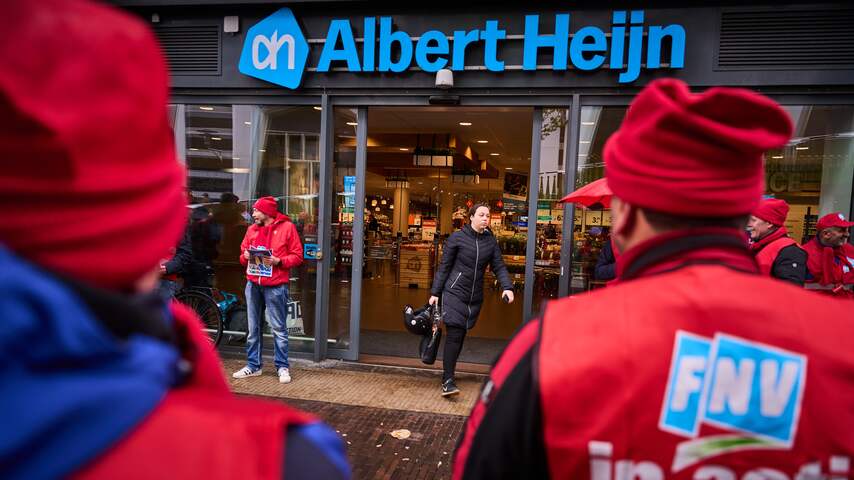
[760,360,800,417]
[588,441,850,480]
[252,30,296,70]
[671,356,706,412]
[708,358,755,416]
[694,466,736,480]
[614,460,663,480]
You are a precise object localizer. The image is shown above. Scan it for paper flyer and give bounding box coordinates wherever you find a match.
[247,246,273,277]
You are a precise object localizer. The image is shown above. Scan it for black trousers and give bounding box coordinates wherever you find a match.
[442,325,467,382]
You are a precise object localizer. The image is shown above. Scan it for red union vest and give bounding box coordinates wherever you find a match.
[538,260,854,478]
[75,303,311,480]
[754,236,798,276]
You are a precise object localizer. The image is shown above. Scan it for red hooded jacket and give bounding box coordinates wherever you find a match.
[239,214,303,287]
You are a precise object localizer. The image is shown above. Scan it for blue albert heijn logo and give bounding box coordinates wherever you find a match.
[239,8,309,89]
[659,331,807,471]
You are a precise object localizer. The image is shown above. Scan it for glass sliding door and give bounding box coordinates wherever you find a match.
[327,107,363,360]
[353,106,533,365]
[531,108,570,317]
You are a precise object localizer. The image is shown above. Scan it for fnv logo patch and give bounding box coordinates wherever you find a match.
[238,8,309,89]
[659,331,807,470]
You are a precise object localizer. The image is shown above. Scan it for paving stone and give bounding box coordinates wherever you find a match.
[223,358,479,416]
[253,397,466,480]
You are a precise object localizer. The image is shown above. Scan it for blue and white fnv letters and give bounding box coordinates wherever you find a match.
[660,331,807,446]
[239,8,686,89]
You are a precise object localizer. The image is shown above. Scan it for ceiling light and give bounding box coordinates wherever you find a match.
[232,157,240,160]
[259,149,266,152]
[211,137,222,141]
[795,146,809,150]
[490,153,500,156]
[189,148,199,151]
[223,167,250,174]
[199,106,214,111]
[459,122,472,126]
[314,106,322,111]
[579,140,591,144]
[244,121,251,126]
[505,167,513,170]
[581,121,595,126]
[771,155,784,159]
[399,148,409,151]
[477,140,488,144]
[347,122,358,126]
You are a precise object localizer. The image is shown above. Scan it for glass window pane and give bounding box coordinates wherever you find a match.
[181,104,322,354]
[570,106,627,295]
[571,104,854,292]
[769,106,854,243]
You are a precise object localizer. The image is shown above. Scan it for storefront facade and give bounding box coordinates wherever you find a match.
[118,0,854,362]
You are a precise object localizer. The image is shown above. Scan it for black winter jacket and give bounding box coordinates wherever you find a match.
[770,243,808,287]
[431,225,513,329]
[593,240,616,281]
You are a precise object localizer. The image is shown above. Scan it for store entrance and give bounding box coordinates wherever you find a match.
[354,106,534,366]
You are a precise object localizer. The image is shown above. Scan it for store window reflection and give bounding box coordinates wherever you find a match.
[767,106,854,243]
[570,106,626,294]
[570,104,854,294]
[178,104,321,353]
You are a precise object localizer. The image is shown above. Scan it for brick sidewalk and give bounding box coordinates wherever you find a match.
[251,396,466,480]
[223,358,481,416]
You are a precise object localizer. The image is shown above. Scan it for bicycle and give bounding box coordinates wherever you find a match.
[174,286,240,346]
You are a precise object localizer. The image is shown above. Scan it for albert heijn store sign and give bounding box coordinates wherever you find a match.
[239,8,686,89]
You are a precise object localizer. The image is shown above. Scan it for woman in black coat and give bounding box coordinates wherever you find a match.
[429,203,514,397]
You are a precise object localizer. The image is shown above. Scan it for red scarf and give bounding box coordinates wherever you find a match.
[806,238,854,285]
[749,226,788,253]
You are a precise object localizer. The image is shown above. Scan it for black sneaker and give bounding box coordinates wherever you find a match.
[442,379,460,397]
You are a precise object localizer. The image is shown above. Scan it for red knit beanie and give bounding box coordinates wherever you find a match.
[253,197,280,218]
[0,0,186,289]
[752,198,789,226]
[605,79,792,217]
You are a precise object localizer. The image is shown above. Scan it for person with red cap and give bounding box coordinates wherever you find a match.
[801,212,854,298]
[0,1,348,479]
[453,79,854,479]
[747,198,807,285]
[233,196,304,383]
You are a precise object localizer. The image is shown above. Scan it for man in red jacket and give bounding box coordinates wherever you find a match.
[233,196,304,383]
[0,1,347,478]
[747,198,807,285]
[453,79,854,479]
[802,212,854,298]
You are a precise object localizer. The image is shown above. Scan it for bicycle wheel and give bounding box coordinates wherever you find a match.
[175,290,223,346]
